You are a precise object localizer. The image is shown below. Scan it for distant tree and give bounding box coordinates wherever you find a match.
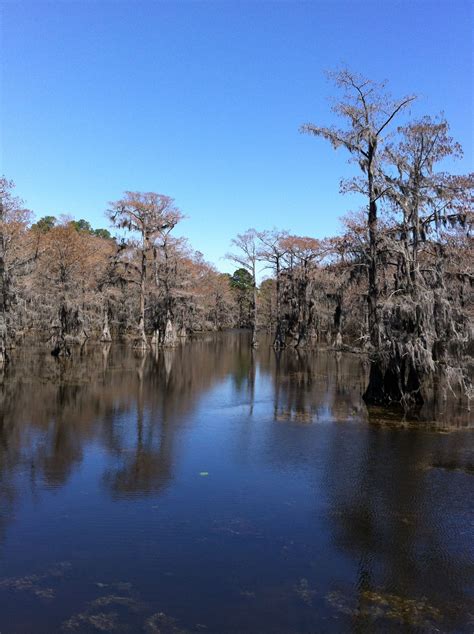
[70,219,93,233]
[280,235,323,347]
[108,191,183,348]
[257,229,289,348]
[31,215,56,233]
[207,272,235,330]
[34,220,114,356]
[324,216,371,347]
[229,268,253,329]
[230,267,253,291]
[258,278,275,333]
[150,228,190,347]
[93,228,112,240]
[227,229,260,347]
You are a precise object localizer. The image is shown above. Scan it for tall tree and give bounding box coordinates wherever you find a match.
[151,232,188,346]
[227,229,260,347]
[279,235,323,347]
[108,191,182,348]
[257,230,289,348]
[0,178,32,367]
[367,117,474,405]
[301,70,415,404]
[0,178,10,367]
[33,219,113,355]
[229,268,253,328]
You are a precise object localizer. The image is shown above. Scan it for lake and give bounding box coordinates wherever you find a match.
[0,332,472,633]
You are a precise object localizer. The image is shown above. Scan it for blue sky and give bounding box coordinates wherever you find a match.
[1,0,472,272]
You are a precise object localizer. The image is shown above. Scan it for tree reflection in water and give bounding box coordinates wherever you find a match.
[0,332,471,633]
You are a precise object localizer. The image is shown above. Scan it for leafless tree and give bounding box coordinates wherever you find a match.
[301,69,415,401]
[227,229,260,348]
[257,229,289,348]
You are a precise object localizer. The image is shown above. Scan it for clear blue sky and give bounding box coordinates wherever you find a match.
[1,0,472,272]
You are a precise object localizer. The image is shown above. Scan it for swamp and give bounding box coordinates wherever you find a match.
[1,2,473,632]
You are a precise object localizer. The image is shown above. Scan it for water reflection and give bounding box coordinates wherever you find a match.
[323,425,473,630]
[0,332,472,633]
[268,348,367,423]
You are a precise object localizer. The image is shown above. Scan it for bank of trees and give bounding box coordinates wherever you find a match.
[0,186,242,359]
[0,69,472,412]
[232,71,472,411]
[300,70,473,410]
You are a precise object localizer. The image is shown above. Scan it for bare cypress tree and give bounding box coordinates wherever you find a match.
[227,229,260,348]
[257,229,289,348]
[301,70,415,404]
[281,236,323,347]
[108,192,182,349]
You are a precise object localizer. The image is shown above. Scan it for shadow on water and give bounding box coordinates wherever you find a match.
[0,331,472,632]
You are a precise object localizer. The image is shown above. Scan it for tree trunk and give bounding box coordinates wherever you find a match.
[363,144,386,405]
[100,304,112,342]
[0,314,5,368]
[333,298,343,348]
[366,154,380,352]
[251,272,258,348]
[162,317,178,347]
[51,301,71,357]
[135,235,148,349]
[0,198,7,368]
[273,259,284,349]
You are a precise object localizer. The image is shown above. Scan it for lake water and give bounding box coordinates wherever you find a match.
[0,332,472,633]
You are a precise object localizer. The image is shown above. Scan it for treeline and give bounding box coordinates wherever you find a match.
[0,69,472,413]
[0,186,244,359]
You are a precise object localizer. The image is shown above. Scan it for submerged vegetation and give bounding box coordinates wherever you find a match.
[325,588,443,629]
[0,70,472,416]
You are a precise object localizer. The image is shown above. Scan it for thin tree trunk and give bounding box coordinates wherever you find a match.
[100,301,112,342]
[363,144,386,405]
[0,197,6,368]
[136,235,148,349]
[366,149,380,351]
[251,264,258,348]
[273,258,284,349]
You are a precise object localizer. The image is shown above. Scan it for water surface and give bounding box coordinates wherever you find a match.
[0,333,472,633]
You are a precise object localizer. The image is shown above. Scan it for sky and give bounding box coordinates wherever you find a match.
[1,0,472,273]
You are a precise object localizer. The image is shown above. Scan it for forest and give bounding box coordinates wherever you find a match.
[0,71,472,415]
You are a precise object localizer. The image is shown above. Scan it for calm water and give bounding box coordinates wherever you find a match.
[0,332,472,633]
